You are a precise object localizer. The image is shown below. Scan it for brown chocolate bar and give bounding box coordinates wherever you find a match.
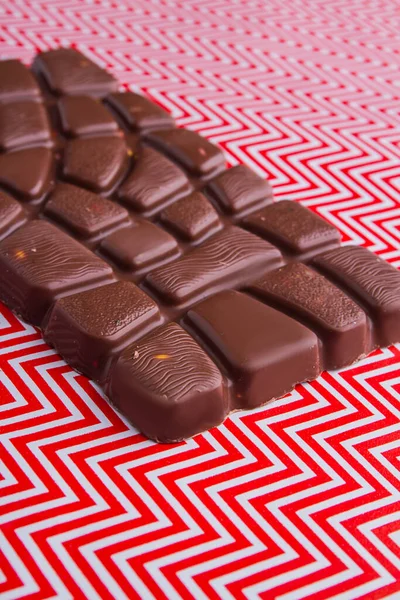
[1,48,399,443]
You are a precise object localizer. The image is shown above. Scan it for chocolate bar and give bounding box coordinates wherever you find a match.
[1,48,399,443]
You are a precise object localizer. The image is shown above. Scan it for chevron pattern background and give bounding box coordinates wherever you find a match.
[0,0,400,598]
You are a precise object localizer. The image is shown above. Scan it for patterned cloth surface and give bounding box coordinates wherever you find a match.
[0,1,399,598]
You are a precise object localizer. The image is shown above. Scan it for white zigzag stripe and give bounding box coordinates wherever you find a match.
[1,0,400,598]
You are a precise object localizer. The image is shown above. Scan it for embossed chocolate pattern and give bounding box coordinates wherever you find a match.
[243,200,341,257]
[147,226,282,305]
[117,146,191,214]
[44,182,130,240]
[0,221,114,324]
[248,263,369,369]
[313,245,400,347]
[0,47,398,443]
[145,127,225,177]
[62,136,129,193]
[160,191,221,241]
[207,164,273,215]
[44,280,162,382]
[109,322,226,442]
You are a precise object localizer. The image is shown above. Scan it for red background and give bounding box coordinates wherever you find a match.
[1,1,400,598]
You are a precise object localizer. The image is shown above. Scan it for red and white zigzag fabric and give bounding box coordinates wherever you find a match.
[0,0,399,598]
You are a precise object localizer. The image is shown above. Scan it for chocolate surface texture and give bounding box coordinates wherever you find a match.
[0,48,399,442]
